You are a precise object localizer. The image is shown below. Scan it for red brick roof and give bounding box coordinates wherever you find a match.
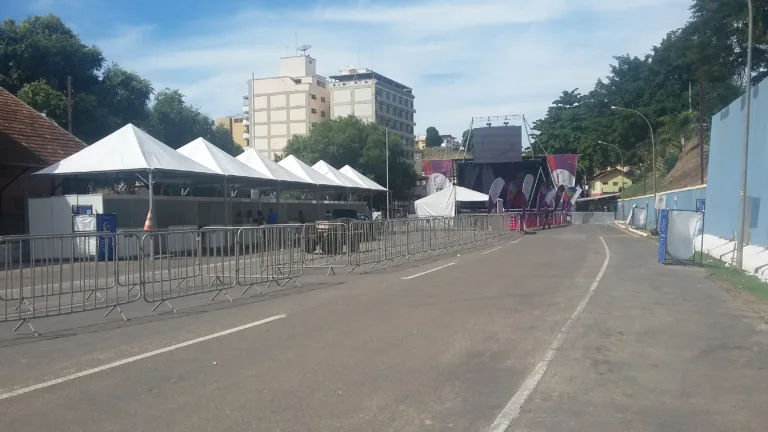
[0,87,85,167]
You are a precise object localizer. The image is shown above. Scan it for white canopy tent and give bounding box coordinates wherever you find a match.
[35,124,218,177]
[177,138,272,182]
[278,155,341,188]
[414,185,489,217]
[236,148,308,186]
[312,160,368,190]
[178,138,276,224]
[339,165,387,191]
[34,124,221,228]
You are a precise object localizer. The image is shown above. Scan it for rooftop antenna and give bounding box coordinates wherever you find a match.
[297,44,312,56]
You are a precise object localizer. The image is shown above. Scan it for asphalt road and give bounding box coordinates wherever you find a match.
[1,225,766,431]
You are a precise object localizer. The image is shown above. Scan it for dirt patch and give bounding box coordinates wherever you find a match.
[661,139,706,191]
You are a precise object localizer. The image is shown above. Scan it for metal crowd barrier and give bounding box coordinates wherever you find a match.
[571,212,617,225]
[0,232,143,335]
[1,214,521,335]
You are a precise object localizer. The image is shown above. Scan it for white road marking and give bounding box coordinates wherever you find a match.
[0,314,286,401]
[486,237,610,432]
[482,247,502,255]
[401,263,456,280]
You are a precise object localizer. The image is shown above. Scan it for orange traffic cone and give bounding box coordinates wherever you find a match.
[143,208,153,231]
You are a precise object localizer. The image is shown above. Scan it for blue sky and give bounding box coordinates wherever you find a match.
[6,0,693,137]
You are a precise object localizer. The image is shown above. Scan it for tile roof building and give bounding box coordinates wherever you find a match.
[0,87,86,234]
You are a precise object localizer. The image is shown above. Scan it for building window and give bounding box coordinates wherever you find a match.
[376,89,382,96]
[386,92,390,100]
[386,106,390,114]
[613,181,619,186]
[321,110,326,118]
[321,96,326,102]
[311,122,318,127]
[311,94,317,100]
[317,80,326,88]
[602,181,608,185]
[311,108,317,114]
[233,118,243,123]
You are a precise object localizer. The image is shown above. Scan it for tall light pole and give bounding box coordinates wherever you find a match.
[386,127,390,219]
[736,0,754,269]
[598,140,626,220]
[612,106,656,214]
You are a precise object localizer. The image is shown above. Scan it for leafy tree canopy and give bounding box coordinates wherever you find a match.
[1,14,239,155]
[425,126,443,147]
[532,0,767,181]
[282,116,417,201]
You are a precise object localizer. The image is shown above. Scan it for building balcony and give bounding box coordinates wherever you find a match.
[242,132,250,139]
[241,105,249,113]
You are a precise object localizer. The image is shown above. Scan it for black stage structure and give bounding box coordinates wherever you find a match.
[456,156,552,210]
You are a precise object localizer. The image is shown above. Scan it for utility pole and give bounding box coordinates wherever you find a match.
[386,127,390,219]
[736,0,754,269]
[699,68,705,185]
[66,76,73,134]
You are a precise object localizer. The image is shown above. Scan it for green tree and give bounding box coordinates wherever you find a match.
[283,116,417,201]
[461,129,473,151]
[16,80,68,126]
[147,88,242,155]
[531,0,768,181]
[425,126,443,147]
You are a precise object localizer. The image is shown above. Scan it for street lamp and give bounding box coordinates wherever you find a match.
[611,106,656,221]
[736,0,754,269]
[598,140,626,220]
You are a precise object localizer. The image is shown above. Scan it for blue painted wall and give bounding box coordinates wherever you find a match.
[706,77,768,245]
[617,186,707,228]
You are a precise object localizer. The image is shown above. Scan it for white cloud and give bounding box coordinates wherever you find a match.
[93,0,692,136]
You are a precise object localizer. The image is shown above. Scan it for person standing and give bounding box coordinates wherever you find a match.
[267,208,278,225]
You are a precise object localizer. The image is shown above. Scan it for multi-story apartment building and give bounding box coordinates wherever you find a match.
[214,115,248,148]
[329,68,416,153]
[243,54,330,159]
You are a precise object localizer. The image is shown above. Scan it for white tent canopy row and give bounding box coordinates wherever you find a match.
[34,123,386,192]
[414,185,489,217]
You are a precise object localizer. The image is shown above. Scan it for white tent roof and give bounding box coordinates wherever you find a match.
[414,186,488,217]
[339,165,387,191]
[177,138,273,183]
[236,149,309,185]
[278,155,341,187]
[35,124,218,177]
[311,160,368,189]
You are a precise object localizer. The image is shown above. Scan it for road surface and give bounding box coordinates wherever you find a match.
[1,225,767,431]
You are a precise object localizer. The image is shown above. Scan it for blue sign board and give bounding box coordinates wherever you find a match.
[97,214,117,261]
[658,209,668,264]
[71,205,93,215]
[696,199,706,212]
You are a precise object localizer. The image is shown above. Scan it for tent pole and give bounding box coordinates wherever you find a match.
[277,182,281,222]
[316,186,321,220]
[148,170,154,228]
[224,177,229,226]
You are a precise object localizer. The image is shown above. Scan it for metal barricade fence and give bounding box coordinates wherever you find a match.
[2,214,526,334]
[406,218,432,259]
[141,229,218,311]
[384,219,409,263]
[1,231,142,334]
[237,225,303,294]
[348,220,387,272]
[571,212,616,225]
[300,222,350,275]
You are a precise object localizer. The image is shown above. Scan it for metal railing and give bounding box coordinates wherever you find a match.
[1,214,525,335]
[570,212,617,225]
